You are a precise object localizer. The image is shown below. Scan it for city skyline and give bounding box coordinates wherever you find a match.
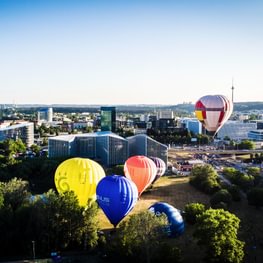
[1,0,263,105]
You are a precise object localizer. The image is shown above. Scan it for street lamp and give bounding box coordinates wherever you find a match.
[32,240,35,261]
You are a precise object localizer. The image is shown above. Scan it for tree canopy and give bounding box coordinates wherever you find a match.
[106,210,181,263]
[189,164,221,194]
[194,208,244,263]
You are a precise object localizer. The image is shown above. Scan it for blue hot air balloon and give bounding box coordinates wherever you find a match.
[149,202,184,237]
[96,175,138,227]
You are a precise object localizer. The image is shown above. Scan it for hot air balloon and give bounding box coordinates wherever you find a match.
[54,157,105,206]
[96,175,138,227]
[124,155,157,196]
[195,95,233,136]
[150,157,166,183]
[149,202,184,237]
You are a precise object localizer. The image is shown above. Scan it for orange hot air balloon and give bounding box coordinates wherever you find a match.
[124,155,157,196]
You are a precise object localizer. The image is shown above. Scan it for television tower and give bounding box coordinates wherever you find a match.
[231,78,234,103]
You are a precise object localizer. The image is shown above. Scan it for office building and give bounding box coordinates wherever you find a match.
[157,110,174,119]
[48,131,167,167]
[248,130,263,141]
[127,134,168,165]
[100,107,116,132]
[217,121,257,140]
[48,131,128,166]
[181,118,202,135]
[0,122,34,147]
[37,107,53,124]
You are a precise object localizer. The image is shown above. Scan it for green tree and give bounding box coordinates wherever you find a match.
[210,189,232,209]
[0,189,100,257]
[190,164,221,194]
[30,144,41,155]
[184,202,206,224]
[227,185,241,202]
[107,211,179,263]
[247,167,262,185]
[0,178,30,211]
[42,190,99,251]
[223,167,237,179]
[194,208,245,262]
[237,140,255,150]
[0,191,3,209]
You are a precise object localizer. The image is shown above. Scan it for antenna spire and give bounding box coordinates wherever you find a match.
[231,78,234,103]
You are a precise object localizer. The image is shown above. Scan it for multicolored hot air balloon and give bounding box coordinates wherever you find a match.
[124,155,157,196]
[54,157,105,207]
[195,95,233,136]
[96,175,138,227]
[149,202,184,237]
[150,157,166,183]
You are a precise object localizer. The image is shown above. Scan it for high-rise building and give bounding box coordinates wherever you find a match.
[0,122,34,147]
[100,107,116,132]
[37,107,53,124]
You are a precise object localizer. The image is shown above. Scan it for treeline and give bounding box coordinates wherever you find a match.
[147,129,210,145]
[0,178,245,263]
[189,164,263,209]
[0,179,99,259]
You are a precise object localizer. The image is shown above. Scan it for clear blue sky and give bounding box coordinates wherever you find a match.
[1,0,263,105]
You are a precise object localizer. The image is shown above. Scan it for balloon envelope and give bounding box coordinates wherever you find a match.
[54,157,105,206]
[150,157,166,183]
[195,95,233,136]
[96,175,138,227]
[149,202,184,237]
[124,155,157,195]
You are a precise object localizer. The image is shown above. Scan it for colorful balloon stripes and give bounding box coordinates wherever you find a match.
[124,155,157,196]
[150,157,166,183]
[195,94,233,136]
[53,156,186,237]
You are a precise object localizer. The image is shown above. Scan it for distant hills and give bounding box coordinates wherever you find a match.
[3,101,263,114]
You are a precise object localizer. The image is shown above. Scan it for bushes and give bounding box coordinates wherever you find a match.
[210,189,232,209]
[184,203,205,224]
[189,164,221,194]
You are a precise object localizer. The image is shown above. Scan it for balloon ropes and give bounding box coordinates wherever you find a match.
[54,157,105,207]
[150,157,166,183]
[124,155,157,196]
[96,175,138,227]
[195,95,233,137]
[149,202,184,237]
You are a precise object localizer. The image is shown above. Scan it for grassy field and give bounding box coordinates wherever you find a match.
[97,176,211,262]
[98,176,210,230]
[98,175,263,263]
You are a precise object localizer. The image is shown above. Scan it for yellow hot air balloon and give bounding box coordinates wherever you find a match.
[54,157,105,206]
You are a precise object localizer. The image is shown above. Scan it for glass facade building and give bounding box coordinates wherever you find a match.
[48,132,128,166]
[248,130,263,141]
[127,134,168,166]
[48,132,165,167]
[101,107,116,132]
[217,121,257,140]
